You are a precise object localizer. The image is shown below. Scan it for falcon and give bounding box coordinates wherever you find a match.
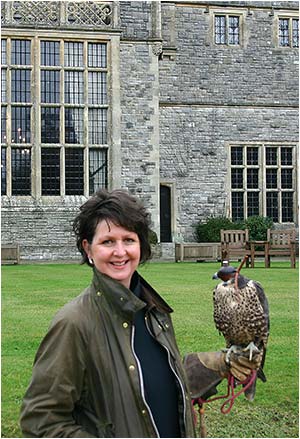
[212,258,270,401]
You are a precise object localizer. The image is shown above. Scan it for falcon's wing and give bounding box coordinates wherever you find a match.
[252,280,270,332]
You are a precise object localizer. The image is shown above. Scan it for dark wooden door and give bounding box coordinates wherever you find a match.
[160,185,172,242]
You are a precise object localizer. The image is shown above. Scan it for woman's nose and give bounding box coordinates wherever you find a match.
[113,241,127,256]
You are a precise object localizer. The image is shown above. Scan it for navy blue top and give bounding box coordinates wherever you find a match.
[131,274,181,438]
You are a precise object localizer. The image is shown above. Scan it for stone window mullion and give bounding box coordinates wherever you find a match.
[34,36,41,198]
[83,40,89,196]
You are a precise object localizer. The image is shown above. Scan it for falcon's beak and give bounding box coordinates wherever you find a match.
[212,272,218,279]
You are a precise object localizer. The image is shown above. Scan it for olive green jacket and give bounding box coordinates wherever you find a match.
[20,268,197,438]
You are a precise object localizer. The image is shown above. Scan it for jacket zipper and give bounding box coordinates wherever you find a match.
[144,316,187,434]
[131,325,160,438]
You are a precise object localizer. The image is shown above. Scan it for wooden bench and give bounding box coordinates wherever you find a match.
[250,240,269,268]
[175,243,220,262]
[1,244,20,265]
[220,229,251,267]
[266,229,296,268]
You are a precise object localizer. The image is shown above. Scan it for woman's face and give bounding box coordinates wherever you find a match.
[82,220,141,289]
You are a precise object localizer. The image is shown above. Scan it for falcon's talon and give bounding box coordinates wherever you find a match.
[225,344,240,365]
[242,342,260,361]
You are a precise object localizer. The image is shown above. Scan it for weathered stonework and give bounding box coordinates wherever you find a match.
[1,1,298,262]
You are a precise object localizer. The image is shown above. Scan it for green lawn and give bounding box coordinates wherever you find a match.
[2,261,299,438]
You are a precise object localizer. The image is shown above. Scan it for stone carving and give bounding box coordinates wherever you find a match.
[152,42,163,56]
[65,2,112,26]
[10,1,59,26]
[2,1,112,28]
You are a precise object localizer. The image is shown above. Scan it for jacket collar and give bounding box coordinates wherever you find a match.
[91,267,173,317]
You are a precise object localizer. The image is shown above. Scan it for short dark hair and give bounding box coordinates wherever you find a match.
[73,189,152,266]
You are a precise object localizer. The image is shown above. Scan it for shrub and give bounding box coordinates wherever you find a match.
[193,215,274,243]
[148,229,158,245]
[244,216,273,241]
[194,216,244,242]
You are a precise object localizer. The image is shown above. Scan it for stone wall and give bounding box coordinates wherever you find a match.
[119,41,160,225]
[159,1,299,241]
[1,1,298,261]
[160,3,299,106]
[160,107,298,240]
[2,197,80,260]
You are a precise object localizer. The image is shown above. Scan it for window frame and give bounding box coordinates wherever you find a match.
[274,12,299,49]
[227,143,297,224]
[212,8,245,47]
[1,31,119,198]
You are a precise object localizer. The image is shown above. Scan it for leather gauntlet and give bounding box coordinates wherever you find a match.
[183,349,263,399]
[196,349,263,381]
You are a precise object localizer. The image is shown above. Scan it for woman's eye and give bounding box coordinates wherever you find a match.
[125,238,135,243]
[102,239,113,245]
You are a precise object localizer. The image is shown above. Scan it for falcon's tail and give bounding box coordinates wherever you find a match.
[257,366,267,382]
[243,377,257,401]
[243,366,266,401]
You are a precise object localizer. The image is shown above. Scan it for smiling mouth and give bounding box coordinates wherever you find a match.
[110,261,128,267]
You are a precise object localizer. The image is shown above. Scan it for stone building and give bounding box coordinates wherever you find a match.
[1,1,298,261]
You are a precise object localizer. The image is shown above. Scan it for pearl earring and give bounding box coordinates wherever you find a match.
[88,257,94,265]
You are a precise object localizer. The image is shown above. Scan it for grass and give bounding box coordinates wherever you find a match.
[1,261,299,438]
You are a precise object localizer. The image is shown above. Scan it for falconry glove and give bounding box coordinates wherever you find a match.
[227,348,263,382]
[183,349,263,400]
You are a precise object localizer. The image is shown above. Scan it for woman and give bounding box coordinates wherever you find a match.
[20,189,261,438]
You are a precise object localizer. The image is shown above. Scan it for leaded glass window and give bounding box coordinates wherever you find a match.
[266,147,277,165]
[231,192,244,221]
[215,15,226,45]
[89,149,108,195]
[41,107,60,143]
[228,16,239,45]
[231,146,243,165]
[247,169,259,189]
[279,17,299,48]
[65,148,84,195]
[1,148,7,195]
[11,70,31,103]
[231,168,243,189]
[41,70,60,103]
[282,192,294,222]
[41,41,60,66]
[1,107,7,144]
[11,107,31,143]
[64,71,84,104]
[2,36,109,197]
[89,108,107,144]
[247,147,258,165]
[41,148,60,195]
[266,169,277,189]
[266,192,278,222]
[1,40,7,135]
[230,144,296,223]
[11,39,31,65]
[88,72,107,105]
[281,147,292,165]
[215,14,240,45]
[247,192,259,217]
[10,40,32,147]
[1,68,7,103]
[281,169,293,189]
[64,42,83,67]
[65,108,84,144]
[292,19,299,48]
[11,148,31,195]
[1,39,7,65]
[0,38,32,194]
[88,43,107,68]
